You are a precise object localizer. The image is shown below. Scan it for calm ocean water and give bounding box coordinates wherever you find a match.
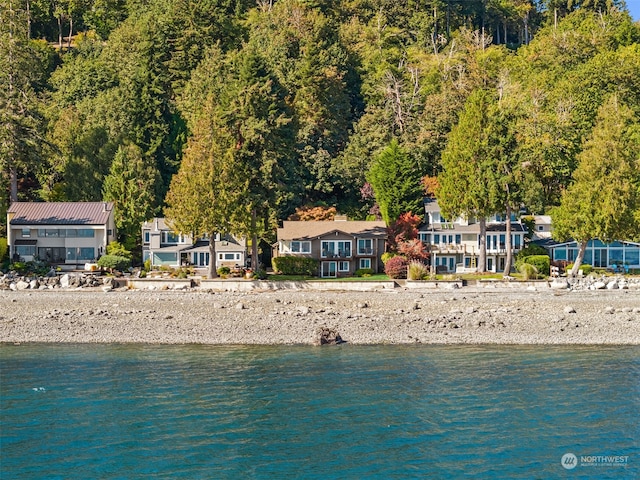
[1,344,638,479]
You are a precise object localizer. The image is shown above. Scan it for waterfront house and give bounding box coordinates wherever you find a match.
[141,218,247,269]
[7,202,116,268]
[275,217,387,277]
[417,198,527,273]
[543,240,640,272]
[528,217,640,272]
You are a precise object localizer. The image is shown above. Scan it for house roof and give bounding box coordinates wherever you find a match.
[537,239,640,249]
[278,220,387,240]
[182,237,246,253]
[8,202,114,226]
[142,217,172,231]
[423,197,440,213]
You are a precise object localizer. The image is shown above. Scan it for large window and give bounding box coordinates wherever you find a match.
[554,248,567,261]
[625,249,639,266]
[21,228,30,238]
[37,228,95,238]
[16,245,36,257]
[77,229,95,238]
[280,240,311,254]
[321,261,337,278]
[38,247,66,262]
[38,229,59,237]
[357,238,373,255]
[608,249,624,265]
[162,231,181,244]
[153,252,178,266]
[218,253,240,261]
[66,247,95,261]
[291,241,311,253]
[321,240,351,258]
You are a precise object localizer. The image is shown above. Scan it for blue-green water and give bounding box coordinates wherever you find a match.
[1,345,638,479]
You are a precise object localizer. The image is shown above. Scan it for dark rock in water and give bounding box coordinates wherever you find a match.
[318,327,345,345]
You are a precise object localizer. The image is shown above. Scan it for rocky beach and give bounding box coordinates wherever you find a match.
[2,282,640,345]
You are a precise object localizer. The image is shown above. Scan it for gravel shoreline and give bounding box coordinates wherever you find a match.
[2,287,640,345]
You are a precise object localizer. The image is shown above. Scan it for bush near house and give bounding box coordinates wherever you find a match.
[106,241,132,259]
[566,263,594,275]
[515,244,548,265]
[272,256,318,276]
[381,252,397,264]
[518,263,538,280]
[217,266,231,277]
[98,255,131,272]
[521,255,550,276]
[354,268,374,277]
[407,260,429,280]
[0,238,7,262]
[385,255,408,279]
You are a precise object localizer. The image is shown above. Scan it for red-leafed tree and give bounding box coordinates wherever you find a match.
[288,205,337,221]
[387,212,429,262]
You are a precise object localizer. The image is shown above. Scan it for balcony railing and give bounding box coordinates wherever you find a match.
[322,250,352,259]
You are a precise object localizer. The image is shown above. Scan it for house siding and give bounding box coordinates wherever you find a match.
[275,220,388,277]
[7,202,116,267]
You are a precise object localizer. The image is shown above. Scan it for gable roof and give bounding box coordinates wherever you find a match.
[8,202,114,226]
[278,220,387,240]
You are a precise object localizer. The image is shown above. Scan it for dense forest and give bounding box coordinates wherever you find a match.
[2,0,640,255]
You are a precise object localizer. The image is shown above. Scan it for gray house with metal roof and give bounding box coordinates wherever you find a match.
[7,202,116,267]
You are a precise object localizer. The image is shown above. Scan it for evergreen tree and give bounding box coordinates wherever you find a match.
[366,139,423,225]
[103,143,162,251]
[164,98,250,279]
[0,1,47,206]
[551,95,640,276]
[437,89,504,273]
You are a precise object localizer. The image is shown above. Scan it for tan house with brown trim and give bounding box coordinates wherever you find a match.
[275,218,387,277]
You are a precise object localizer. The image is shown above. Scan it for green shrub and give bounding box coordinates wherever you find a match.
[143,259,152,272]
[106,241,132,259]
[97,255,131,272]
[407,261,429,280]
[518,263,538,280]
[522,255,550,276]
[252,268,268,280]
[217,266,231,276]
[381,252,397,265]
[0,238,7,262]
[10,261,28,274]
[384,256,408,279]
[566,263,593,275]
[354,268,374,277]
[272,256,318,276]
[515,244,548,267]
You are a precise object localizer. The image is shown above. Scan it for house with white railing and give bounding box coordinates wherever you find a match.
[417,198,527,273]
